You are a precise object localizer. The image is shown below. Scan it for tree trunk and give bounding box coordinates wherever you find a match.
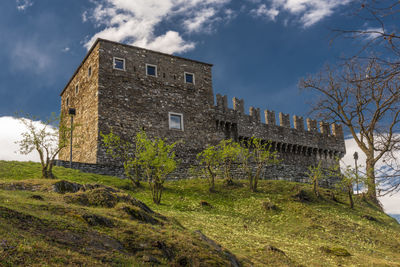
[253,165,262,192]
[48,161,55,179]
[366,157,377,202]
[41,166,49,179]
[207,165,215,192]
[348,185,354,209]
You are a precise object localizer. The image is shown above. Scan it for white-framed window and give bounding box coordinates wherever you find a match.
[184,72,195,84]
[75,84,79,94]
[169,112,184,131]
[146,64,157,77]
[113,57,125,71]
[88,66,92,77]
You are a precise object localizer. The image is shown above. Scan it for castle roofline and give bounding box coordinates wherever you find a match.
[60,38,213,96]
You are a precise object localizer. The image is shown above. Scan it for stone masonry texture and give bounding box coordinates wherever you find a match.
[59,39,346,183]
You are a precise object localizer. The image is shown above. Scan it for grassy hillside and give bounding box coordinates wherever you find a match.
[1,161,400,266]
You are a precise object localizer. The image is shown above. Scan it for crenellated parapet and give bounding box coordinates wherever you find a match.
[293,115,304,131]
[214,94,346,166]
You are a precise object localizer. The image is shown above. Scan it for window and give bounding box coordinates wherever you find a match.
[88,66,92,77]
[66,97,69,106]
[146,64,157,77]
[169,112,183,130]
[184,72,195,84]
[113,57,125,70]
[75,84,79,94]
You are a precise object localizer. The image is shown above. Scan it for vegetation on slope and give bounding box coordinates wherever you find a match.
[1,161,400,266]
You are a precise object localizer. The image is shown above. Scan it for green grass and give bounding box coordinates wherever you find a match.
[1,160,400,266]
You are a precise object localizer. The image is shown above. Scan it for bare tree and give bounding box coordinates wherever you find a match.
[333,0,400,65]
[16,114,70,179]
[300,59,400,203]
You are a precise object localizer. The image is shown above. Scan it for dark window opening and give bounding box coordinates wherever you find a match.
[114,58,125,70]
[185,73,194,84]
[169,113,183,130]
[146,64,157,76]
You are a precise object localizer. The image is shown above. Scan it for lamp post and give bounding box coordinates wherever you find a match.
[353,151,359,194]
[68,108,76,168]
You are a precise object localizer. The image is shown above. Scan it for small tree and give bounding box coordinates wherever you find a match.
[218,139,242,185]
[307,161,325,198]
[239,137,280,192]
[196,145,222,192]
[16,113,70,179]
[135,131,177,204]
[101,130,142,187]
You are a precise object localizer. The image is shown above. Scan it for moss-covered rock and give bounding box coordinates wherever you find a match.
[321,246,351,256]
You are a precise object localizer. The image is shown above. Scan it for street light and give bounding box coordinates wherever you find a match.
[68,108,76,168]
[353,151,359,194]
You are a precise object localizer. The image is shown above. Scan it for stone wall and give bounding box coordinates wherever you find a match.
[54,159,125,178]
[59,42,100,163]
[58,38,346,187]
[214,94,346,169]
[96,40,219,166]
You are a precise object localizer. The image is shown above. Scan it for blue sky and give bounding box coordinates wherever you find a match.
[0,0,366,120]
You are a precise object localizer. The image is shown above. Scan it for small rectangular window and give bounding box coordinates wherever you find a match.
[169,112,184,131]
[184,72,195,84]
[113,57,125,70]
[88,66,92,77]
[75,84,79,94]
[66,97,69,106]
[146,64,157,77]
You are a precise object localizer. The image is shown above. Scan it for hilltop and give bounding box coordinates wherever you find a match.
[1,161,400,266]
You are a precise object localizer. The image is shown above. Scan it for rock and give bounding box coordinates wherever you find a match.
[262,201,279,211]
[152,240,174,260]
[175,256,189,266]
[53,180,83,194]
[30,195,44,201]
[200,200,212,207]
[321,246,351,256]
[362,215,379,222]
[82,214,114,227]
[64,188,119,208]
[194,230,241,267]
[121,206,160,225]
[142,255,161,264]
[293,189,312,202]
[265,245,286,255]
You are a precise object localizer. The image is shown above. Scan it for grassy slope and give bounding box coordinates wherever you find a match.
[1,161,400,266]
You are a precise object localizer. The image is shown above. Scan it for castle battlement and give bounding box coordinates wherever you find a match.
[214,94,345,162]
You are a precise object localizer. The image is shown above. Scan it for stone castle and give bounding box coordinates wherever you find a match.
[57,38,346,183]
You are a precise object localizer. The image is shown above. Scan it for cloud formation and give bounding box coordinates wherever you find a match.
[0,117,40,162]
[84,0,230,53]
[11,42,52,74]
[16,0,33,11]
[342,136,400,214]
[251,0,351,27]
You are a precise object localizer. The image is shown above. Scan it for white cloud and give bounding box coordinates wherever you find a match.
[343,136,400,214]
[11,42,52,74]
[16,0,33,11]
[62,47,70,53]
[361,27,383,40]
[251,0,352,27]
[250,4,279,21]
[84,0,231,53]
[0,117,40,162]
